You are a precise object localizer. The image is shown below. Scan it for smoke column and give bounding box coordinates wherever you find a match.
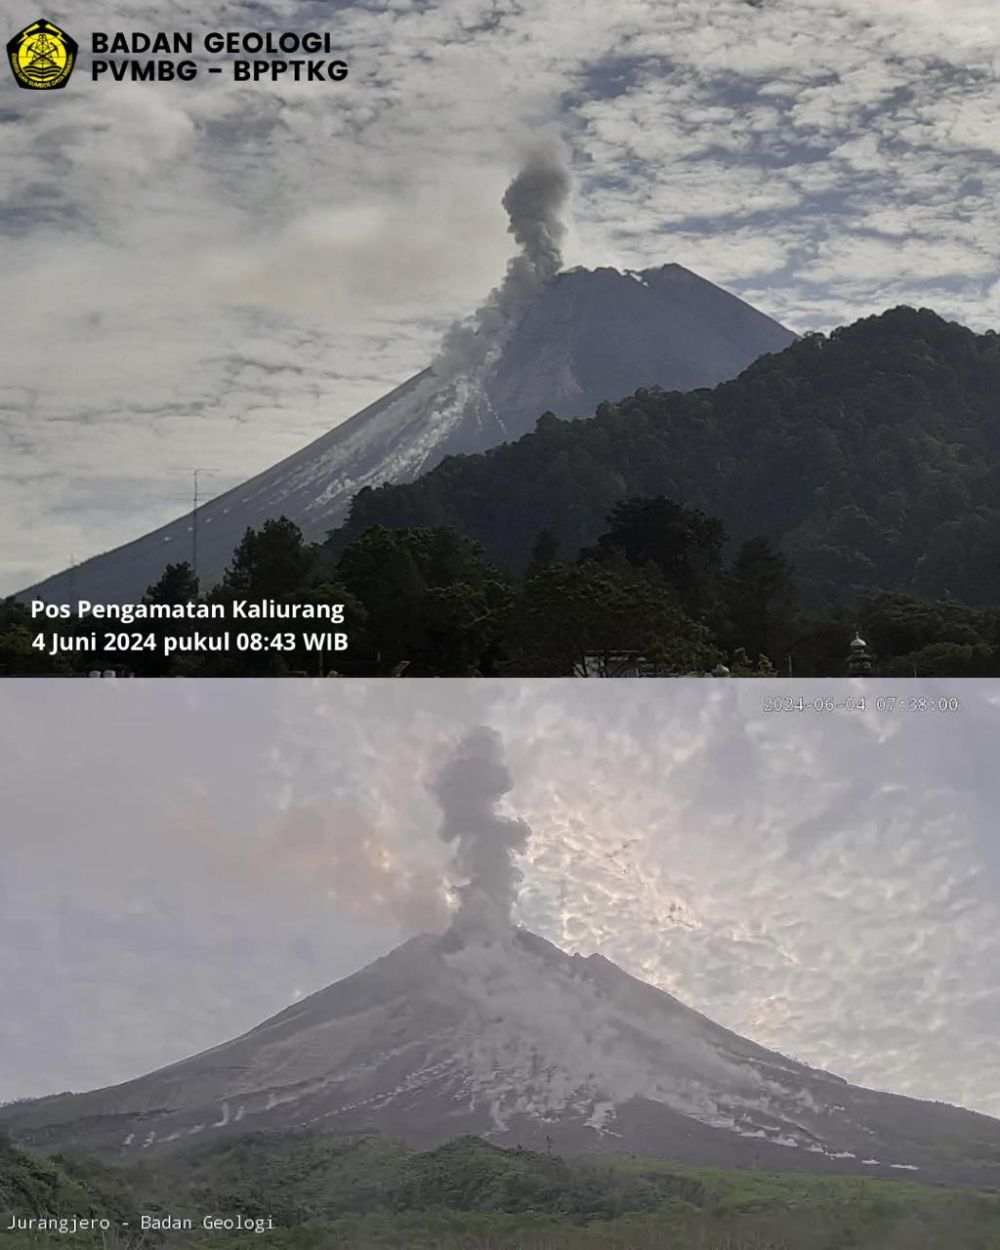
[498,145,570,297]
[435,145,571,375]
[434,726,530,933]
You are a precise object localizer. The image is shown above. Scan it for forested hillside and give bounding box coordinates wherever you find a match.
[3,1130,1000,1249]
[7,307,1000,677]
[333,308,1000,608]
[6,502,1000,676]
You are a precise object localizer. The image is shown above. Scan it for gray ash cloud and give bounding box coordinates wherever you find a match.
[435,145,570,375]
[434,726,530,933]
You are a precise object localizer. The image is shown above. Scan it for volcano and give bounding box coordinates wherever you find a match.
[22,265,794,605]
[4,926,998,1189]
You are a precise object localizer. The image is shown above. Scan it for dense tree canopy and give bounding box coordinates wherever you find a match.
[331,308,1000,609]
[8,495,1000,676]
[3,1129,1000,1250]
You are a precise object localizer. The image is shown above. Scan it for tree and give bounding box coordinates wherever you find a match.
[583,497,726,618]
[336,527,433,670]
[0,622,65,675]
[131,561,204,676]
[0,597,70,675]
[727,647,778,677]
[724,537,798,662]
[527,528,560,574]
[220,517,318,599]
[506,561,719,677]
[858,591,999,659]
[284,581,368,677]
[882,642,999,677]
[336,526,509,675]
[143,561,200,605]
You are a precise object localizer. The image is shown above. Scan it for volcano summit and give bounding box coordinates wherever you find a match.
[3,924,998,1191]
[3,726,998,1189]
[22,156,794,605]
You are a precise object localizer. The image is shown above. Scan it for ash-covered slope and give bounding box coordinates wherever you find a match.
[4,926,998,1189]
[22,265,794,606]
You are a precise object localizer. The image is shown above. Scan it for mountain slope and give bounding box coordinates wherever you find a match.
[334,307,1000,606]
[21,266,793,605]
[4,927,998,1190]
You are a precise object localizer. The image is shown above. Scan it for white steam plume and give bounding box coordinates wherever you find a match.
[434,726,530,934]
[435,145,571,376]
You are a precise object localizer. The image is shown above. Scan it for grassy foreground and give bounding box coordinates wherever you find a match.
[2,1130,999,1249]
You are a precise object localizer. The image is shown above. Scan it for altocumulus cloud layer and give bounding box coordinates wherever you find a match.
[2,0,1000,591]
[1,678,999,1121]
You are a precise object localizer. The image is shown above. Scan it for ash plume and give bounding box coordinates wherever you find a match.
[500,145,571,291]
[433,726,530,934]
[435,145,570,375]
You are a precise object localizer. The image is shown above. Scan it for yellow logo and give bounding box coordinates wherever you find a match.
[7,18,78,90]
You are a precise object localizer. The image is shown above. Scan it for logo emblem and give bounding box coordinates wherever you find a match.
[7,18,77,90]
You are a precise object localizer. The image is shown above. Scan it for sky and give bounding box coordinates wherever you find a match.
[2,677,999,1122]
[2,0,1000,592]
